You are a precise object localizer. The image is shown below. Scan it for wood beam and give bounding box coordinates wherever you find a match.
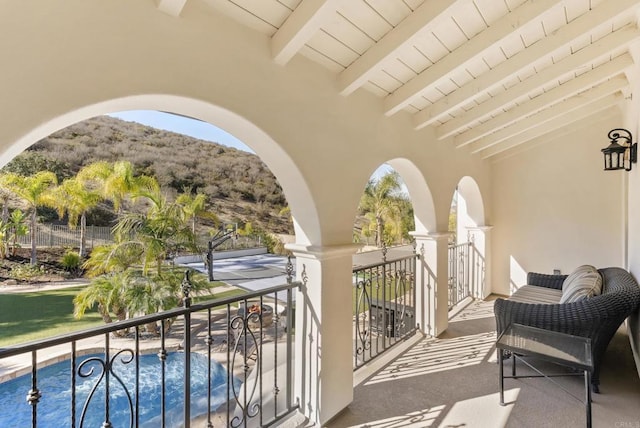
[413,0,640,130]
[488,109,619,162]
[155,0,187,17]
[473,91,624,158]
[337,0,459,96]
[455,54,633,147]
[272,0,338,66]
[382,0,561,116]
[437,26,640,140]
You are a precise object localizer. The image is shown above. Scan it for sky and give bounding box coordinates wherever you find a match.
[108,110,254,153]
[107,110,393,182]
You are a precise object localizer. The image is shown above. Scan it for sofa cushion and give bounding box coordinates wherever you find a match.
[509,284,563,304]
[560,265,602,304]
[562,265,597,291]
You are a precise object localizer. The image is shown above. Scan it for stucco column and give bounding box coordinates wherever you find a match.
[466,226,493,299]
[410,232,450,337]
[286,243,360,425]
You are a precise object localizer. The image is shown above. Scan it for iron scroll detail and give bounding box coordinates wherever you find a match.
[77,349,135,428]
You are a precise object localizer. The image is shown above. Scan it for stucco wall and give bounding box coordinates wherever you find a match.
[0,0,491,249]
[623,60,640,377]
[490,112,626,296]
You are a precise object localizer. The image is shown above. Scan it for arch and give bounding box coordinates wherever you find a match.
[455,176,486,240]
[0,94,320,245]
[385,158,436,234]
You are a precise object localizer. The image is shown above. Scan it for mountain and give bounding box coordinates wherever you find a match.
[2,115,293,234]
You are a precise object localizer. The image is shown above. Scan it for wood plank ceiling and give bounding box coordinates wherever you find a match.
[181,0,640,159]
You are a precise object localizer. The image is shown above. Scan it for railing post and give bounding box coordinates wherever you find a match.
[465,226,492,299]
[285,256,294,411]
[410,232,451,337]
[182,270,192,428]
[381,243,387,348]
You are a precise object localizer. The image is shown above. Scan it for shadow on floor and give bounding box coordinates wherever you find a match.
[326,299,640,428]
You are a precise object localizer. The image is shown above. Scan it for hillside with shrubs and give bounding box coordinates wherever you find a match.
[3,115,293,235]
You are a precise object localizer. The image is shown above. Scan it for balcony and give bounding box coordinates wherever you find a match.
[2,247,638,427]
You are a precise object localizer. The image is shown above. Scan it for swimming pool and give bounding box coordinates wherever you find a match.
[0,351,238,427]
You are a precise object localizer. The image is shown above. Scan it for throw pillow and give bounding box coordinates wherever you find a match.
[561,265,597,292]
[560,267,602,304]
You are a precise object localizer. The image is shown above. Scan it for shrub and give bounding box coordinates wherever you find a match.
[61,250,81,275]
[256,230,287,255]
[9,264,44,280]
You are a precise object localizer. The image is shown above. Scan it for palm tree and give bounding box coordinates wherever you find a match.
[0,181,14,224]
[115,181,198,276]
[1,171,58,264]
[176,191,209,234]
[82,241,143,277]
[78,160,155,215]
[51,176,102,257]
[85,179,197,278]
[74,272,128,324]
[358,171,405,247]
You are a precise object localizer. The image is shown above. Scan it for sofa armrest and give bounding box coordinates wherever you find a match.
[494,298,601,338]
[526,272,566,290]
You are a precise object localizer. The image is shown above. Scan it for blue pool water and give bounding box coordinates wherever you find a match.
[0,351,238,428]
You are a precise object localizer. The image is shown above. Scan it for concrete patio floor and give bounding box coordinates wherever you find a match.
[326,299,640,428]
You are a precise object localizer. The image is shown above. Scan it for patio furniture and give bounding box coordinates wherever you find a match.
[494,266,640,392]
[369,298,414,338]
[497,323,594,427]
[237,302,274,328]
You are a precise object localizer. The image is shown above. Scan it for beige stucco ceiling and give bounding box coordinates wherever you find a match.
[164,0,640,159]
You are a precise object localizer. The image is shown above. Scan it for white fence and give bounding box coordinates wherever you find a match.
[15,224,113,249]
[15,224,264,251]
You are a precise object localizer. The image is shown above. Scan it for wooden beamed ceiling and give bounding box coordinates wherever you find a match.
[192,0,640,159]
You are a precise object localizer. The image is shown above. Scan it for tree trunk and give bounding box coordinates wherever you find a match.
[376,215,384,248]
[11,233,16,257]
[98,304,113,324]
[79,212,87,258]
[145,321,159,336]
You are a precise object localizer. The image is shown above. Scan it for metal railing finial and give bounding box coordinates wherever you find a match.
[286,255,294,284]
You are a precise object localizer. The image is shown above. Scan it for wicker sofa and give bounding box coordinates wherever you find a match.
[494,267,640,392]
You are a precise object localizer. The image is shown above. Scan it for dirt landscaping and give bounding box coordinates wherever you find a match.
[0,247,80,284]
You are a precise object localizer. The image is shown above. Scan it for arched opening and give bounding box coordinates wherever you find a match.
[0,99,320,426]
[351,159,435,369]
[353,163,413,250]
[448,176,488,304]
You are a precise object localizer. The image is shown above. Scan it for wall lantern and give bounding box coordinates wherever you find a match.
[602,128,637,171]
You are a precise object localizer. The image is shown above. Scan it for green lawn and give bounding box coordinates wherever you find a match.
[0,284,248,347]
[0,287,103,347]
[352,275,411,315]
[193,288,247,305]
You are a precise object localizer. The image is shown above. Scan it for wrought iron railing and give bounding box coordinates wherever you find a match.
[352,247,418,370]
[0,272,299,428]
[448,242,471,309]
[448,241,485,309]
